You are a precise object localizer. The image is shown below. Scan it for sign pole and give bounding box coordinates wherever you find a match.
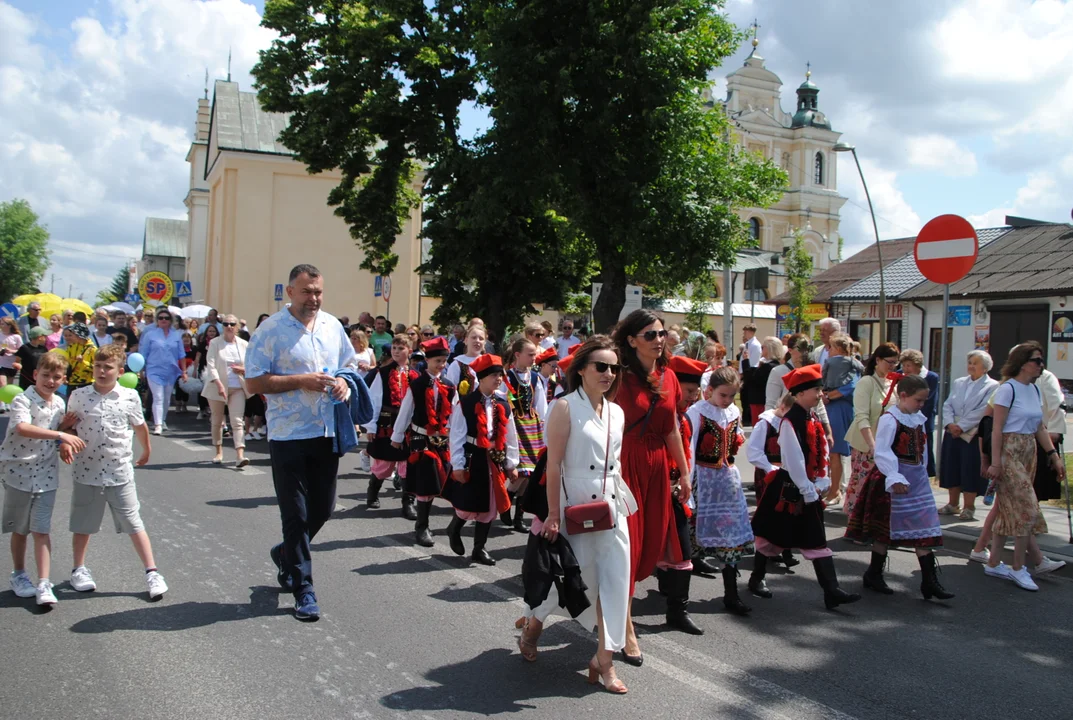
[935,283,950,476]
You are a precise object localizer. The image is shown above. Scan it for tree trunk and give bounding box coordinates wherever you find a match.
[482,287,510,354]
[592,262,627,335]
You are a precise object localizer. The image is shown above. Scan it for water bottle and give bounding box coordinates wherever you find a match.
[983,480,995,506]
[323,367,345,405]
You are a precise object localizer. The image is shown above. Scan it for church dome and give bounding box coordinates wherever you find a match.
[790,68,830,130]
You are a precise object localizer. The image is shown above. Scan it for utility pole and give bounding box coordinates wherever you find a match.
[69,283,73,298]
[50,274,55,293]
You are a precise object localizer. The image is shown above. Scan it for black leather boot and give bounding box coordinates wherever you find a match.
[366,477,384,509]
[665,570,704,635]
[748,553,773,598]
[814,556,862,610]
[414,500,435,548]
[863,551,893,594]
[400,492,418,521]
[656,568,671,596]
[919,552,955,600]
[471,521,496,566]
[780,549,800,569]
[512,503,529,533]
[446,516,466,556]
[722,565,752,616]
[692,555,720,575]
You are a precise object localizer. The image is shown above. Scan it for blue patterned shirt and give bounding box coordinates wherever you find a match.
[245,309,357,442]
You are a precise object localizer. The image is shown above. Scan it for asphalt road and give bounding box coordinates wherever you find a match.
[1,413,1071,720]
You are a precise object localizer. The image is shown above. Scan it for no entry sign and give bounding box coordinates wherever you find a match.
[914,214,978,285]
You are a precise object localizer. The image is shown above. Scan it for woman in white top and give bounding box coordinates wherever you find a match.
[765,333,831,428]
[984,342,1065,591]
[0,317,23,407]
[543,336,636,694]
[201,314,251,468]
[938,351,998,518]
[445,324,486,398]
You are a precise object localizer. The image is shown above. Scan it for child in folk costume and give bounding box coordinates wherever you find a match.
[748,364,862,610]
[667,356,720,576]
[363,334,419,513]
[391,337,457,548]
[535,348,560,402]
[845,375,954,599]
[500,338,549,533]
[445,324,487,400]
[745,392,801,570]
[686,367,755,616]
[442,354,520,566]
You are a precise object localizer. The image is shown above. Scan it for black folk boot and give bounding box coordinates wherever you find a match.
[814,556,862,610]
[471,521,496,566]
[919,552,955,600]
[400,492,418,521]
[512,503,529,533]
[692,554,720,575]
[665,570,705,635]
[414,500,435,548]
[446,516,466,556]
[748,553,773,598]
[366,477,384,509]
[863,551,894,594]
[499,493,514,527]
[722,565,752,616]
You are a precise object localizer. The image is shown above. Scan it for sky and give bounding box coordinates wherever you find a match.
[1,0,1071,302]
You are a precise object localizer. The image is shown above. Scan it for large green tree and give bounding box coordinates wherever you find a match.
[95,265,132,306]
[0,199,51,302]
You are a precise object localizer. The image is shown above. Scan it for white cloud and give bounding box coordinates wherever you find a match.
[838,154,922,254]
[905,134,978,177]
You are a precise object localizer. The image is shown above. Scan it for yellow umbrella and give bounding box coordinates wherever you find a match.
[60,298,94,316]
[11,294,38,306]
[34,293,62,305]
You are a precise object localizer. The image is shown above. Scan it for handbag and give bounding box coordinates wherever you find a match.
[563,399,614,534]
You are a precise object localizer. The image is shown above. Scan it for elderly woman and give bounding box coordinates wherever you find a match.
[765,334,832,431]
[938,350,997,520]
[201,314,250,467]
[844,342,900,517]
[984,342,1066,591]
[139,308,188,435]
[899,349,939,478]
[746,337,783,421]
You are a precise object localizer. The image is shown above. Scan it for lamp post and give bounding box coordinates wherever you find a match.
[832,142,886,345]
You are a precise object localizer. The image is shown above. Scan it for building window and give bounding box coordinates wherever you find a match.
[748,217,761,242]
[814,152,824,185]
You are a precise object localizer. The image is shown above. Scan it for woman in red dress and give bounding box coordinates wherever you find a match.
[613,310,700,665]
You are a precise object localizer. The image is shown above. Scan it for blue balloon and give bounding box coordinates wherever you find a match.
[58,385,67,397]
[127,352,146,372]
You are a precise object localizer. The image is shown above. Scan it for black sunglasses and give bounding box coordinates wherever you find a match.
[422,332,434,337]
[638,329,668,342]
[157,315,172,321]
[222,322,237,327]
[1026,357,1044,365]
[591,361,622,375]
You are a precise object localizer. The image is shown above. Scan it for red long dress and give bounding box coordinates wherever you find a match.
[618,368,686,592]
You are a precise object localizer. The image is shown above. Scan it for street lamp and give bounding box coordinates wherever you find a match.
[832,141,887,345]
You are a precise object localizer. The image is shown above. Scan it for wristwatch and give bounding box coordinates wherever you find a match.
[1047,449,1059,456]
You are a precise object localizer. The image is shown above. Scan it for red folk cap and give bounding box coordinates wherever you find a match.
[421,336,450,358]
[470,353,505,379]
[782,363,823,394]
[668,356,709,386]
[535,348,558,366]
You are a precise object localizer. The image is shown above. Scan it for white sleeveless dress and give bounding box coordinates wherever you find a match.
[557,388,635,652]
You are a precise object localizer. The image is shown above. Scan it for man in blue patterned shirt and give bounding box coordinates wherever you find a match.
[245,264,356,622]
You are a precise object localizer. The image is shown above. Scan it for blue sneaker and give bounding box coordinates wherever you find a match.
[270,543,293,591]
[294,592,320,622]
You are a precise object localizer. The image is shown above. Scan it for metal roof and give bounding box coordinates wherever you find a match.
[901,224,1073,300]
[833,227,1010,300]
[211,80,292,156]
[142,218,188,258]
[657,298,777,319]
[768,237,917,304]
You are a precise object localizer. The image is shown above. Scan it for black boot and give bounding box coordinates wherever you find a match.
[748,553,773,598]
[446,516,466,556]
[780,549,800,569]
[471,521,496,566]
[414,500,435,548]
[400,492,418,521]
[722,565,752,616]
[665,570,704,635]
[814,556,862,610]
[692,555,720,575]
[863,551,893,594]
[919,552,955,600]
[366,477,384,509]
[512,503,529,533]
[656,568,671,596]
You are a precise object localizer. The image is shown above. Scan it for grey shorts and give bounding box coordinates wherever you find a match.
[69,482,145,535]
[2,487,57,535]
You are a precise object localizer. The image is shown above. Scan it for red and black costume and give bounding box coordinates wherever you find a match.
[364,360,420,511]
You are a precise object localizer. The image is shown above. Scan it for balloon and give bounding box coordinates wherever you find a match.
[118,372,140,389]
[0,384,24,403]
[127,352,146,373]
[58,385,68,397]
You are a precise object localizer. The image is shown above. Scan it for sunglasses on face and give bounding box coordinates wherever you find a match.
[637,329,668,342]
[158,316,171,321]
[1027,357,1044,366]
[222,322,237,327]
[590,361,622,375]
[422,332,434,337]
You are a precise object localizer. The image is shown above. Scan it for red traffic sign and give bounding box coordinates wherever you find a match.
[914,214,978,285]
[382,276,392,303]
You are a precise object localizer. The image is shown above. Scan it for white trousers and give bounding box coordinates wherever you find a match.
[149,380,173,427]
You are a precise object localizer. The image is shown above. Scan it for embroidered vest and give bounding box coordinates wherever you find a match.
[892,422,926,465]
[764,419,782,463]
[460,391,511,465]
[409,373,456,430]
[695,416,743,468]
[506,368,540,418]
[377,363,418,429]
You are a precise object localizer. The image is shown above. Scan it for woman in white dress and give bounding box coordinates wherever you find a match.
[543,336,636,694]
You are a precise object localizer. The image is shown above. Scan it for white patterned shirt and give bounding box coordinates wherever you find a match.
[0,386,65,493]
[67,384,146,486]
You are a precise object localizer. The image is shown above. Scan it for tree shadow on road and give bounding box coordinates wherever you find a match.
[312,532,414,552]
[68,585,288,633]
[206,496,278,510]
[428,577,519,605]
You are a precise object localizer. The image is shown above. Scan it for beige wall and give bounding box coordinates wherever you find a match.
[202,152,422,324]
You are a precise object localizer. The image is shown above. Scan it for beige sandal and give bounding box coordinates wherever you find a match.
[516,618,542,662]
[938,503,960,515]
[958,507,976,521]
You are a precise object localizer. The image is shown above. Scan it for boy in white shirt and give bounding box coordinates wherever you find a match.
[2,352,85,606]
[65,344,168,600]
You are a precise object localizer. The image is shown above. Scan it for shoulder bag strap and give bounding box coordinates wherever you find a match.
[601,402,612,495]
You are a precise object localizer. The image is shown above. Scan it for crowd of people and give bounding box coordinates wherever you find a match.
[2,268,1068,694]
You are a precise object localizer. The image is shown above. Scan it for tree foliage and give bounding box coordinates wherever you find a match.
[0,199,51,303]
[785,230,815,333]
[95,265,131,306]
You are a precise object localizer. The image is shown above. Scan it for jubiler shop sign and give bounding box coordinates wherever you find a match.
[854,303,903,320]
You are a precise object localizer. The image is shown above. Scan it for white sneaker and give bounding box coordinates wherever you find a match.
[1009,566,1039,591]
[35,580,57,606]
[984,562,1012,579]
[359,450,371,472]
[9,571,36,598]
[1033,557,1066,576]
[152,425,162,435]
[196,411,206,420]
[70,566,97,592]
[162,423,169,431]
[969,548,991,564]
[146,570,168,599]
[253,429,265,440]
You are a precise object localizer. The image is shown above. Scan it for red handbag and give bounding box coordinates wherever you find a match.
[563,412,614,534]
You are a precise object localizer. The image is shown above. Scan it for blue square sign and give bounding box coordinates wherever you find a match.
[274,284,283,302]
